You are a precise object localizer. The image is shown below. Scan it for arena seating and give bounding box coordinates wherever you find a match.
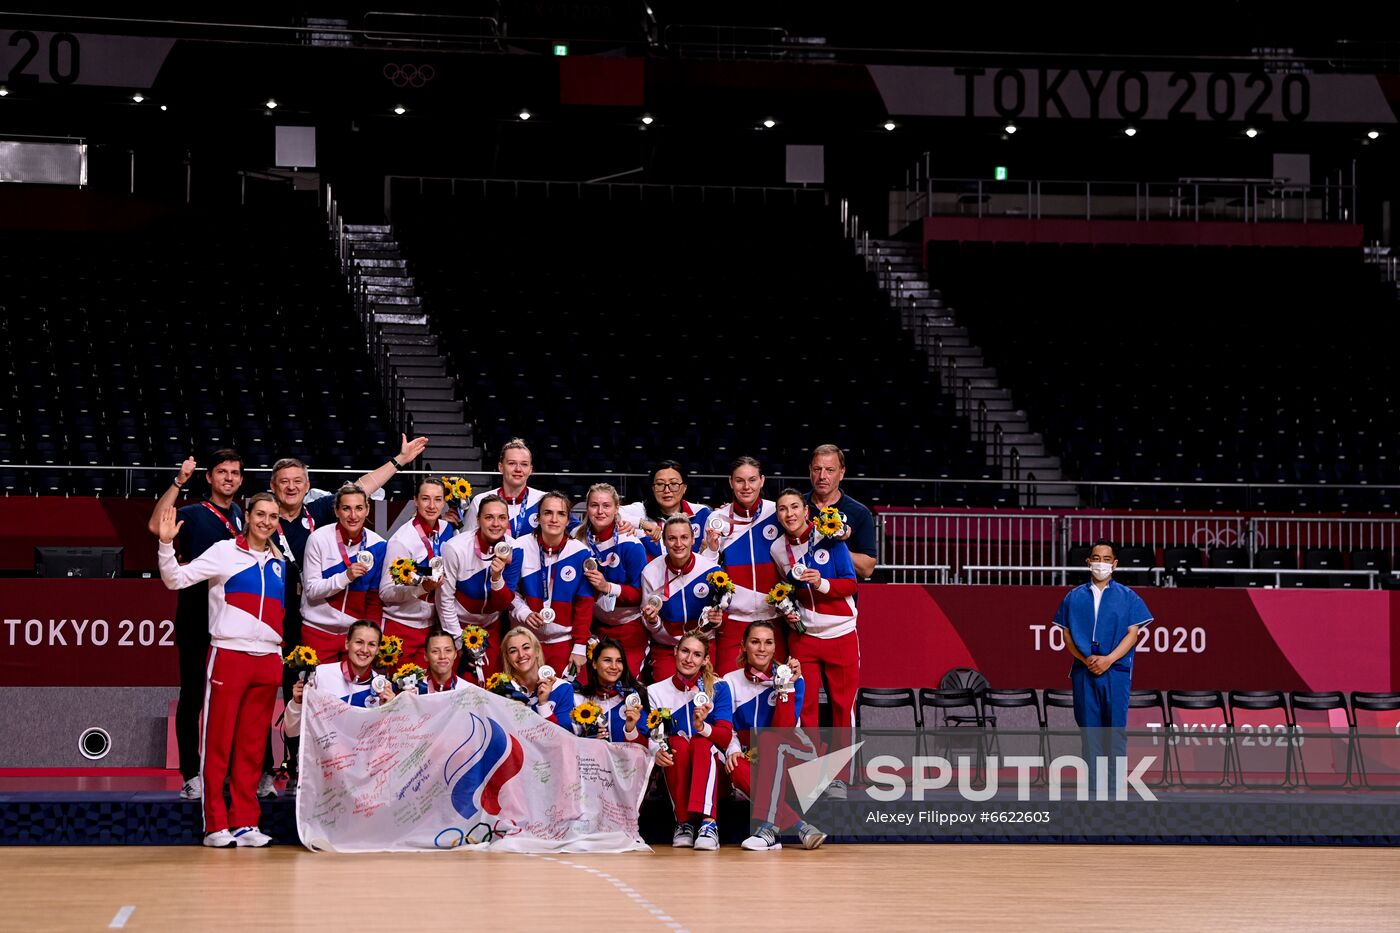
[391,181,1003,506]
[928,242,1399,513]
[0,204,403,497]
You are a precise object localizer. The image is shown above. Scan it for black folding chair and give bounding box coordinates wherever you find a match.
[1351,692,1400,790]
[1167,690,1233,787]
[1289,691,1354,788]
[1227,690,1293,788]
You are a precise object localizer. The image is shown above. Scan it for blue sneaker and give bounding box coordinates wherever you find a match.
[694,819,720,851]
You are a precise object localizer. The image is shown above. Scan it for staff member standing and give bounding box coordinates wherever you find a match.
[146,449,245,802]
[1051,539,1153,795]
[804,444,877,579]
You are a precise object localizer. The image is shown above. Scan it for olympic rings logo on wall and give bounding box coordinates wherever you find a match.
[383,63,436,88]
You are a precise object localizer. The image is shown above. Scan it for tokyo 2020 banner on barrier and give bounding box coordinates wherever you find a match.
[294,684,655,853]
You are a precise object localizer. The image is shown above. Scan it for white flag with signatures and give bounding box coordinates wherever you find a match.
[295,684,654,853]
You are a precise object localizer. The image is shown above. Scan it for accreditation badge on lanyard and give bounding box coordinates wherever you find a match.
[413,517,441,558]
[201,501,242,537]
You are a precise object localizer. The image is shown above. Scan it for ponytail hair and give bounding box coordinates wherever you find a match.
[677,631,717,698]
[737,619,779,670]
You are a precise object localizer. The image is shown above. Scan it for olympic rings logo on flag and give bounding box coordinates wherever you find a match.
[383,63,436,88]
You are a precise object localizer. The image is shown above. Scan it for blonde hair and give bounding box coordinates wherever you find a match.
[500,625,544,682]
[573,482,621,542]
[677,631,717,698]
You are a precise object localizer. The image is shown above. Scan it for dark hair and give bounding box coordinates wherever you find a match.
[641,460,688,521]
[334,482,369,510]
[729,455,762,476]
[346,619,383,644]
[775,487,806,507]
[577,637,646,708]
[270,457,307,477]
[424,627,457,654]
[415,477,447,497]
[1090,538,1118,560]
[207,449,243,474]
[475,492,508,517]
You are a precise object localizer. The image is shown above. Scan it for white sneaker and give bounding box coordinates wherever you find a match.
[256,773,279,798]
[694,820,720,851]
[180,776,203,800]
[797,822,828,849]
[202,829,236,848]
[822,779,848,800]
[671,823,695,848]
[741,824,782,851]
[231,826,272,847]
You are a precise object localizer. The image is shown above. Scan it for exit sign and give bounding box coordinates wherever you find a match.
[553,44,569,56]
[994,166,1008,181]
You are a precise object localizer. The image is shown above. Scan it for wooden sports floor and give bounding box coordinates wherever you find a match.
[7,845,1400,932]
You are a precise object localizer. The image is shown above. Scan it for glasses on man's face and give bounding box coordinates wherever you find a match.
[652,481,684,491]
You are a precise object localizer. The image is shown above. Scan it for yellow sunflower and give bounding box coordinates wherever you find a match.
[463,626,487,652]
[454,478,473,501]
[297,646,318,666]
[376,635,404,666]
[571,702,602,726]
[485,672,510,692]
[440,476,456,496]
[707,570,732,590]
[766,582,793,605]
[394,662,419,679]
[646,708,670,731]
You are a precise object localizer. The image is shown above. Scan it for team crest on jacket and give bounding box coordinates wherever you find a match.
[604,553,620,568]
[690,523,701,538]
[694,583,710,598]
[302,516,312,529]
[560,566,577,582]
[813,549,831,565]
[529,514,540,527]
[763,525,779,540]
[272,563,283,576]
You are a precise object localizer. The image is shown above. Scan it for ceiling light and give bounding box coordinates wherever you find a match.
[132,93,144,103]
[1004,122,1017,134]
[1124,126,1137,137]
[393,105,406,115]
[641,114,654,125]
[762,118,776,129]
[1367,129,1380,140]
[265,99,278,109]
[1245,127,1258,138]
[883,120,897,131]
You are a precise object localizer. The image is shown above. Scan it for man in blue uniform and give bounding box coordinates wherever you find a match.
[803,444,877,579]
[1051,539,1153,796]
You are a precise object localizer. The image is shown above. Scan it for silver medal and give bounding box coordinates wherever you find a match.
[538,665,556,682]
[539,606,556,625]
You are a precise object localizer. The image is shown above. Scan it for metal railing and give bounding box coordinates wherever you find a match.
[1256,517,1400,553]
[898,173,1357,227]
[879,512,1061,584]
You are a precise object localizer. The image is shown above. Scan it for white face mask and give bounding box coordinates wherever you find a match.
[1089,562,1114,581]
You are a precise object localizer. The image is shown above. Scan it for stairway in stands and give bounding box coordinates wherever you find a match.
[858,236,1080,508]
[339,223,483,473]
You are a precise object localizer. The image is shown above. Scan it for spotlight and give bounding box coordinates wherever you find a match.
[1124,126,1137,137]
[1367,129,1380,140]
[883,120,897,132]
[393,105,406,115]
[160,105,168,112]
[1004,122,1017,134]
[641,114,654,125]
[1245,127,1258,138]
[0,86,8,97]
[518,108,532,120]
[132,93,144,103]
[266,99,279,109]
[762,118,776,129]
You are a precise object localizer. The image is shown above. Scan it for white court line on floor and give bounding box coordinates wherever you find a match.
[109,906,136,929]
[526,855,690,933]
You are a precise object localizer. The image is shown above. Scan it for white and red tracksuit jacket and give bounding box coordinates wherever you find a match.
[379,516,456,629]
[770,528,859,639]
[157,537,285,654]
[301,524,388,637]
[511,536,595,650]
[639,551,722,647]
[706,499,782,622]
[435,532,522,638]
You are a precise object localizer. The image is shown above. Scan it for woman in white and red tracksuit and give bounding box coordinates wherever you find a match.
[436,494,521,685]
[645,631,734,851]
[379,478,456,670]
[283,621,399,738]
[301,484,387,663]
[720,619,827,851]
[500,626,576,730]
[575,483,650,676]
[618,459,714,561]
[770,488,861,796]
[157,492,285,848]
[509,491,594,674]
[699,456,784,674]
[640,517,724,682]
[570,636,649,744]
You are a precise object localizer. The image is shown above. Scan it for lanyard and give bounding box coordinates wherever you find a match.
[540,540,562,605]
[201,501,241,537]
[336,530,366,569]
[340,659,371,686]
[585,524,614,561]
[413,517,440,558]
[663,555,694,599]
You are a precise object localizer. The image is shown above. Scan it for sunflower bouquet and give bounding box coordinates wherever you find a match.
[283,645,319,682]
[461,624,490,680]
[388,556,422,587]
[811,506,849,548]
[766,582,806,634]
[439,475,474,528]
[570,700,605,738]
[376,634,404,670]
[647,707,675,754]
[706,569,736,614]
[485,671,525,702]
[393,662,427,693]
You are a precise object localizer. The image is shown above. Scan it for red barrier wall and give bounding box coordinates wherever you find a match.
[2,581,1394,692]
[923,215,1365,249]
